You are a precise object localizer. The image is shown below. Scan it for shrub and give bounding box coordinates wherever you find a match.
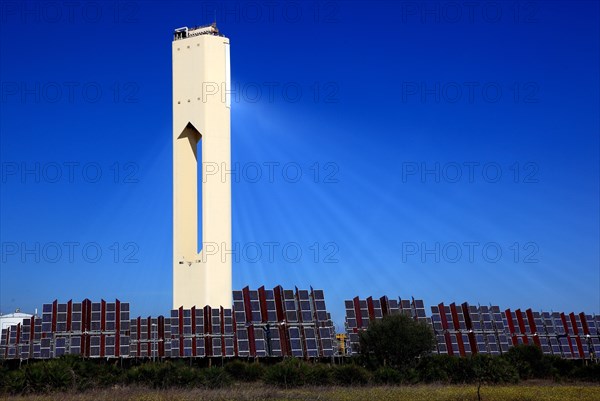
[359,314,436,369]
[417,355,451,383]
[504,345,551,379]
[473,354,519,384]
[332,364,370,386]
[200,367,232,389]
[95,363,125,387]
[245,362,266,382]
[224,360,246,380]
[4,369,26,395]
[225,360,265,382]
[24,362,51,393]
[45,359,74,391]
[545,355,575,381]
[67,357,101,391]
[416,354,519,385]
[127,363,159,387]
[373,367,402,385]
[304,363,332,386]
[572,363,600,382]
[175,365,202,388]
[0,365,6,394]
[264,359,308,388]
[126,362,195,389]
[448,356,476,384]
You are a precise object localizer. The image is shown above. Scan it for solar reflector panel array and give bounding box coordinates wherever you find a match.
[167,306,235,358]
[1,299,129,359]
[1,287,336,360]
[4,293,598,361]
[232,286,336,358]
[525,311,600,359]
[344,296,426,355]
[431,302,510,356]
[343,297,600,360]
[129,316,169,358]
[431,303,598,359]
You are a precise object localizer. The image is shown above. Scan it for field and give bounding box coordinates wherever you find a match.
[4,384,600,401]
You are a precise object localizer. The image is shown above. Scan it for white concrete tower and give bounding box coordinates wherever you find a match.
[172,24,231,309]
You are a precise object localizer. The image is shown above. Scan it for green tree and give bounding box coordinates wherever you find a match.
[359,314,436,369]
[504,344,551,379]
[473,354,519,401]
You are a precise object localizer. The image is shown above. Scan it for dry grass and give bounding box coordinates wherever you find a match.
[3,384,600,401]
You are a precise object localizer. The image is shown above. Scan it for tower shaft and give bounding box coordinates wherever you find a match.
[172,25,231,309]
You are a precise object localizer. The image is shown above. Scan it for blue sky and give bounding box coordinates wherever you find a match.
[1,1,598,329]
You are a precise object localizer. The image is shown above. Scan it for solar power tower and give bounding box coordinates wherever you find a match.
[172,24,232,309]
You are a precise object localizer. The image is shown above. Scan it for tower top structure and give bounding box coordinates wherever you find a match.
[173,23,222,41]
